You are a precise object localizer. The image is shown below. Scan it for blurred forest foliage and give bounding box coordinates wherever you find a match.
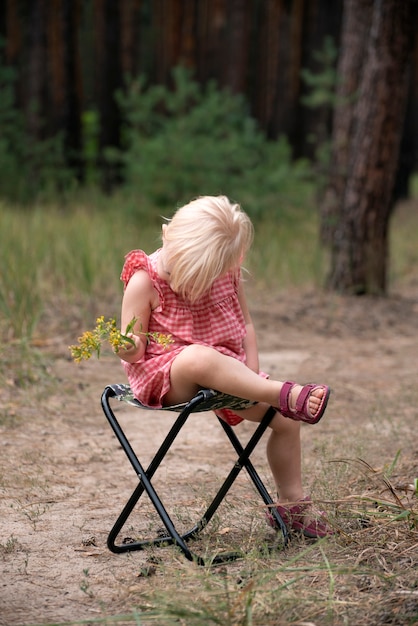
[1,0,417,208]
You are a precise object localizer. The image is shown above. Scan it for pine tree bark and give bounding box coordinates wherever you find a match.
[326,0,416,295]
[222,0,250,94]
[46,0,83,175]
[321,0,373,245]
[26,0,47,140]
[93,0,123,189]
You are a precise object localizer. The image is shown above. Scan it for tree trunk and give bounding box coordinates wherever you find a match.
[326,0,416,295]
[195,0,226,84]
[93,0,123,189]
[321,0,373,245]
[5,0,21,64]
[222,0,250,94]
[120,0,142,79]
[253,0,282,134]
[46,0,83,175]
[26,0,47,140]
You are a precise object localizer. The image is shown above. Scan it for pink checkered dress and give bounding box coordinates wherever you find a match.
[120,249,247,412]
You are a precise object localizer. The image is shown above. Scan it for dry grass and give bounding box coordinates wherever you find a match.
[1,310,417,626]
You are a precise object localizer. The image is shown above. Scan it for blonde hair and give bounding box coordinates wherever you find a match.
[162,195,253,302]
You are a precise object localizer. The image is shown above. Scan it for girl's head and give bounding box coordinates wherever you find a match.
[160,195,253,302]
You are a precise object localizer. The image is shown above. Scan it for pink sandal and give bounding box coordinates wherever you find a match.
[278,382,330,424]
[266,496,334,539]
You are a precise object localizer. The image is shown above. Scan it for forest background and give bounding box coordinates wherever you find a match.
[1,0,418,305]
[1,2,418,626]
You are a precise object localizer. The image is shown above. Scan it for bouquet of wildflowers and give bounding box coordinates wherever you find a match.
[69,316,173,363]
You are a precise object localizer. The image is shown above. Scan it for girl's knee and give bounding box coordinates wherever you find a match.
[271,411,301,436]
[174,344,218,377]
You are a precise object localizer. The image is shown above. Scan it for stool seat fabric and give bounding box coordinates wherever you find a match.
[108,382,257,413]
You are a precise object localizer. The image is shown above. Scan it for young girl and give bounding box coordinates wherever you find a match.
[118,195,333,538]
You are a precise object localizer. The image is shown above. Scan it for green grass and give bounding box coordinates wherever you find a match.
[249,209,325,290]
[0,195,324,344]
[0,198,159,341]
[389,199,418,289]
[0,192,417,344]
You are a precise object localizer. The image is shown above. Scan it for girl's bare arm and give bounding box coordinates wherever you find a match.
[119,270,157,363]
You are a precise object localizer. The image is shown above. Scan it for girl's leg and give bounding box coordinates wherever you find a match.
[165,344,275,404]
[165,344,325,417]
[242,405,333,537]
[238,404,304,503]
[267,417,303,503]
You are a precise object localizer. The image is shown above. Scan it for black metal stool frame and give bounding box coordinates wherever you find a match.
[101,384,289,566]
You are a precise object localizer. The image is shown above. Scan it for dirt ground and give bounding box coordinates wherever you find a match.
[1,285,417,625]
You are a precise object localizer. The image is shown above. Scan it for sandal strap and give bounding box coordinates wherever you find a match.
[295,384,314,413]
[279,381,294,415]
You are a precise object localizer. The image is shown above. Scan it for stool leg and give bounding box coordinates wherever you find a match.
[218,408,289,544]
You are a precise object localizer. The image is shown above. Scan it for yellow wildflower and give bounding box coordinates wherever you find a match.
[69,316,173,362]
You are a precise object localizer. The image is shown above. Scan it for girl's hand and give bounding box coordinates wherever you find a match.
[118,332,145,363]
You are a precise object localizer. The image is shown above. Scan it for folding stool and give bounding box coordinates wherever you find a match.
[101,383,289,565]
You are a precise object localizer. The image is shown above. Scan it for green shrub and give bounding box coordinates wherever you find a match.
[115,66,314,219]
[0,42,72,203]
